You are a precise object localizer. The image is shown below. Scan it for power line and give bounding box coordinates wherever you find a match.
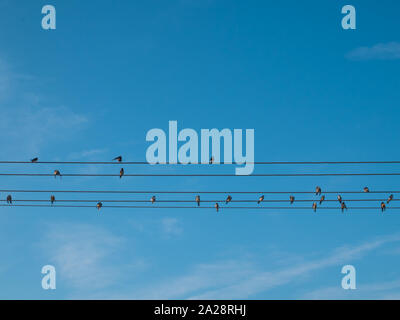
[1,173,400,177]
[0,189,398,194]
[0,199,397,203]
[2,160,400,165]
[0,204,398,210]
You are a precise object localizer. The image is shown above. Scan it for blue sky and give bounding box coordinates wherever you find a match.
[0,0,400,299]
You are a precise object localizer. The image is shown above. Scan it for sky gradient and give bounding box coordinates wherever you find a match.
[0,0,400,299]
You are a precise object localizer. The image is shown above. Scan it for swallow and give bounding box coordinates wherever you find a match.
[50,195,55,205]
[97,202,103,210]
[312,202,317,212]
[209,156,214,164]
[387,194,394,204]
[113,156,122,162]
[258,195,264,204]
[363,187,370,193]
[226,195,232,204]
[6,195,12,204]
[215,203,219,212]
[381,202,386,212]
[290,196,295,204]
[151,196,156,204]
[54,170,61,178]
[341,202,347,212]
[120,168,124,179]
[316,186,322,196]
[195,195,200,207]
[337,195,342,203]
[31,157,38,163]
[320,195,325,205]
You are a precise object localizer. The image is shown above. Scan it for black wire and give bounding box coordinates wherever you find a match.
[0,199,396,203]
[0,204,397,210]
[2,161,400,165]
[0,190,398,194]
[1,173,400,177]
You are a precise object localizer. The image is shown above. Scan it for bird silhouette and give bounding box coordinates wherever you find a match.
[209,156,214,164]
[381,202,386,212]
[151,196,156,204]
[364,187,370,193]
[6,195,12,204]
[316,186,322,196]
[113,156,122,162]
[50,195,55,205]
[341,202,347,212]
[290,196,295,204]
[120,168,124,179]
[387,194,394,204]
[320,195,325,205]
[226,195,232,204]
[312,202,317,212]
[96,202,103,210]
[258,195,264,204]
[337,195,342,203]
[31,157,38,163]
[195,195,200,207]
[54,170,61,179]
[215,203,219,212]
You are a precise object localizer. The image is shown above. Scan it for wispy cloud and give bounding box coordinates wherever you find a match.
[41,223,123,290]
[118,233,400,299]
[346,42,400,61]
[0,56,89,157]
[161,218,183,237]
[0,106,88,156]
[303,279,400,300]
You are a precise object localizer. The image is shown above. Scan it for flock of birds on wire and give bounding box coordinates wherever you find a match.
[0,156,396,213]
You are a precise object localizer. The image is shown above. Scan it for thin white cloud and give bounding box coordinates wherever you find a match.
[347,42,400,60]
[303,279,400,300]
[0,56,89,157]
[0,105,88,156]
[161,218,183,237]
[116,233,400,299]
[41,223,123,290]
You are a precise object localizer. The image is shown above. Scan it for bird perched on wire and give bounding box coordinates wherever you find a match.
[113,156,122,162]
[341,202,347,213]
[195,195,200,207]
[381,202,386,212]
[258,195,264,204]
[151,196,156,204]
[387,194,394,204]
[97,202,103,210]
[215,203,219,212]
[290,196,295,204]
[316,186,322,196]
[209,156,214,164]
[31,157,38,163]
[226,195,232,204]
[319,195,325,205]
[50,195,55,205]
[6,195,12,204]
[120,168,124,179]
[337,195,342,203]
[54,170,61,179]
[312,202,317,212]
[364,187,370,193]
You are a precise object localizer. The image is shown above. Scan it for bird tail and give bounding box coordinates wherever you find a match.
[197,202,200,207]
